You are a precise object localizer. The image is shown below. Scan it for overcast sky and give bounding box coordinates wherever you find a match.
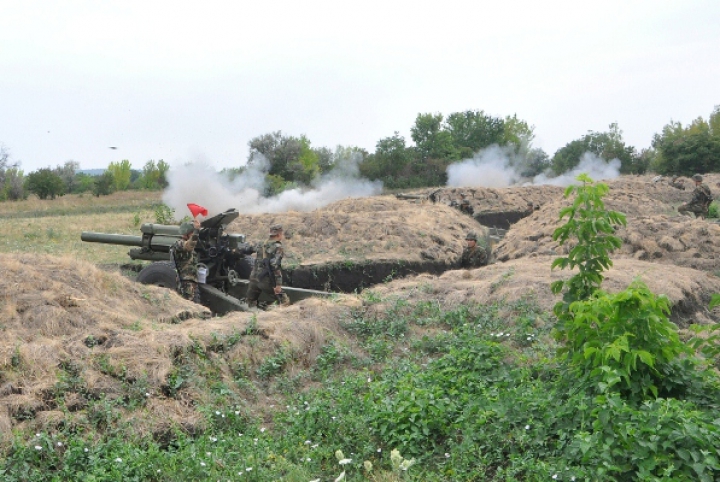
[1,1,718,172]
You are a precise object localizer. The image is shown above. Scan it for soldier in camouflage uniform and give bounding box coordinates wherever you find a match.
[245,224,290,308]
[678,174,713,219]
[460,231,489,269]
[669,176,686,191]
[459,198,474,216]
[171,219,201,303]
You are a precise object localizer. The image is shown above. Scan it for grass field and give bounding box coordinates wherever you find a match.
[0,191,163,265]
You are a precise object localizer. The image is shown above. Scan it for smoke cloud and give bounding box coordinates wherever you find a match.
[446,145,621,188]
[162,151,382,220]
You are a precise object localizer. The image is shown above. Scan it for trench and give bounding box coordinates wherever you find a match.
[283,259,455,293]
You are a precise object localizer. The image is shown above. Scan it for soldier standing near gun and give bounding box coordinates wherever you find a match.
[246,223,290,308]
[171,218,201,302]
[678,174,713,219]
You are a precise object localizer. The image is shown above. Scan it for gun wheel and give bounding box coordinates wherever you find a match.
[136,261,177,289]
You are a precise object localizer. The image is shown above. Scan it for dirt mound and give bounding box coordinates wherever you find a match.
[229,196,485,266]
[3,251,719,441]
[0,253,210,441]
[367,256,720,326]
[495,175,720,272]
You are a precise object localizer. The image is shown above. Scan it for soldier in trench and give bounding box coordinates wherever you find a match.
[171,219,201,302]
[460,231,489,269]
[245,223,290,308]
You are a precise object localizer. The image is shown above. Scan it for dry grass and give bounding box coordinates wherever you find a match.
[0,191,162,264]
[228,196,488,267]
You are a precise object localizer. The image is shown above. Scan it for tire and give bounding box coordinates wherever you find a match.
[136,262,177,289]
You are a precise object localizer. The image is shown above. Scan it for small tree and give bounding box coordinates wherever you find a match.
[107,159,132,191]
[25,168,66,200]
[551,174,692,401]
[93,171,115,197]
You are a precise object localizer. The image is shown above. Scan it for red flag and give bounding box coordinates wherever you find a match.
[187,203,208,218]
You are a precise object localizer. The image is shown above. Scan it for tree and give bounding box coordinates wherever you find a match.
[25,168,66,200]
[0,145,25,201]
[53,160,79,193]
[551,123,640,175]
[411,113,456,160]
[360,132,414,187]
[93,171,115,197]
[157,159,170,188]
[140,160,161,189]
[651,109,720,175]
[248,131,302,182]
[445,110,506,158]
[107,159,132,191]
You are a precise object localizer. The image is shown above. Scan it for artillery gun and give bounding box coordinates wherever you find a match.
[81,208,329,314]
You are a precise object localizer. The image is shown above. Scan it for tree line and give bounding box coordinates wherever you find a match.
[0,154,169,201]
[1,105,718,201]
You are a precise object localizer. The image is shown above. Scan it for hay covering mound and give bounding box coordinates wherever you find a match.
[0,253,210,439]
[0,252,364,441]
[495,175,720,272]
[407,185,565,214]
[228,196,487,266]
[367,256,720,326]
[3,251,719,439]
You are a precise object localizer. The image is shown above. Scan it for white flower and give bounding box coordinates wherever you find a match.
[571,477,576,481]
[311,444,319,448]
[35,433,41,437]
[246,467,253,471]
[57,442,63,447]
[34,446,42,450]
[206,452,211,456]
[527,337,532,341]
[115,458,123,463]
[332,416,337,421]
[306,457,312,462]
[235,411,240,415]
[525,425,530,430]
[157,469,161,473]
[305,440,312,445]
[84,448,89,452]
[310,479,321,482]
[552,475,558,480]
[200,462,206,467]
[210,436,217,442]
[338,458,352,465]
[334,471,346,482]
[260,427,266,433]
[145,392,151,397]
[367,377,372,383]
[377,448,382,453]
[444,453,450,458]
[215,411,221,415]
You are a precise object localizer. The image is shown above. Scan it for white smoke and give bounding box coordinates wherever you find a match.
[532,152,621,187]
[162,151,382,219]
[446,145,621,188]
[446,145,521,188]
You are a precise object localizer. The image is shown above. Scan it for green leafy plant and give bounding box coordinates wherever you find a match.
[153,203,175,224]
[550,173,627,306]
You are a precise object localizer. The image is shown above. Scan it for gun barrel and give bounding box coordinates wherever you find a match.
[81,232,144,247]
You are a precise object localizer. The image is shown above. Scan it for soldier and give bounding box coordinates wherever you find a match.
[669,176,686,190]
[246,223,290,308]
[678,174,713,218]
[459,198,474,216]
[171,218,201,303]
[460,231,489,269]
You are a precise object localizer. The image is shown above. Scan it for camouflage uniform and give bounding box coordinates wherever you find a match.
[669,176,686,191]
[246,225,290,307]
[459,199,474,215]
[460,232,489,269]
[678,175,713,218]
[171,223,200,303]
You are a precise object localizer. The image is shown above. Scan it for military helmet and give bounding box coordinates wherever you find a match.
[269,223,283,235]
[179,222,195,235]
[693,174,703,182]
[465,231,478,241]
